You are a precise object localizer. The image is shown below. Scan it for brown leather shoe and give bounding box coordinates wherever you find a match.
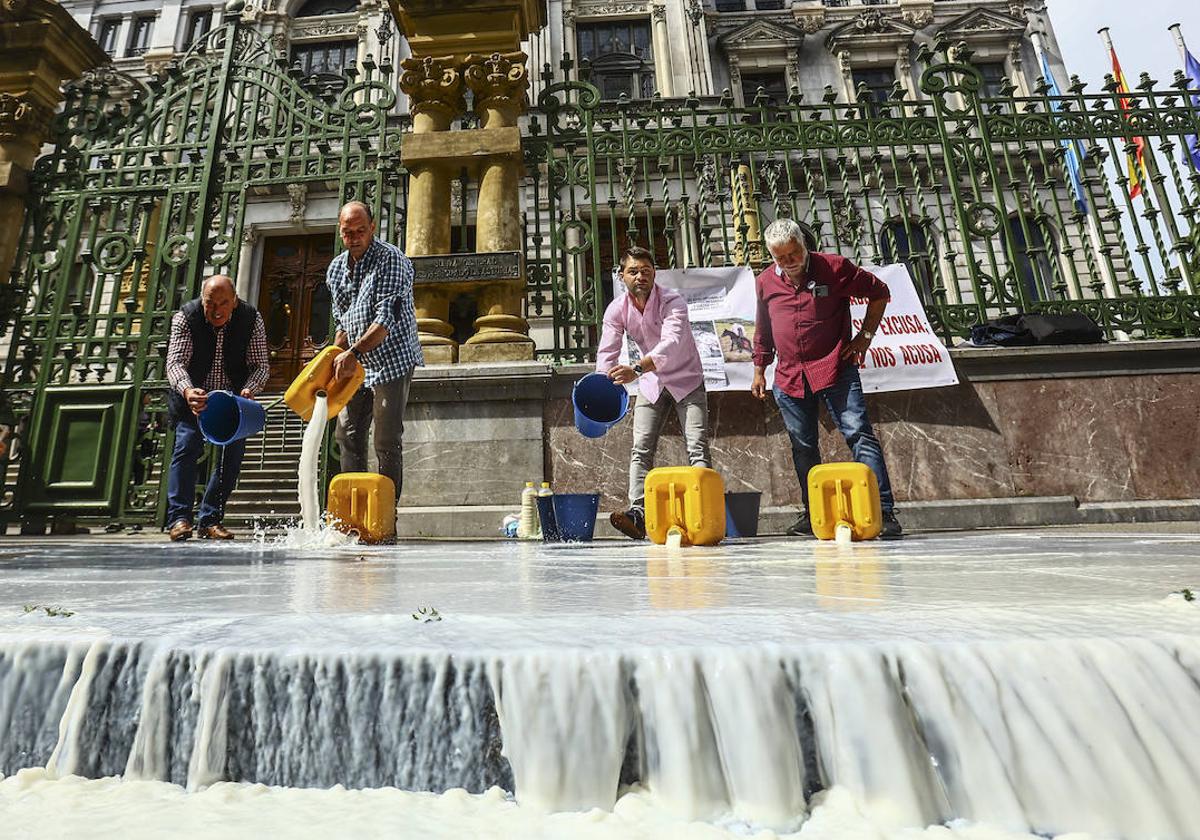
[198,523,235,540]
[168,519,193,542]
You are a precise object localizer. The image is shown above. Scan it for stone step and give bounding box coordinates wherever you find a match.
[238,478,300,489]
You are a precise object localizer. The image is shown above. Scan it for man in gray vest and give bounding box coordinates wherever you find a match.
[165,275,269,541]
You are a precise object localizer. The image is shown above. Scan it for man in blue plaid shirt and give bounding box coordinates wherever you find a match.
[327,201,424,497]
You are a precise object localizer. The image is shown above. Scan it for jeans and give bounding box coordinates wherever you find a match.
[629,384,710,511]
[773,364,894,513]
[166,418,246,527]
[335,373,412,497]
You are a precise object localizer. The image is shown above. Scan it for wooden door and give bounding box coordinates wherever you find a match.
[257,234,337,391]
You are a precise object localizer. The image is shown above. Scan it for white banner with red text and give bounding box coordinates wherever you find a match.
[614,263,957,395]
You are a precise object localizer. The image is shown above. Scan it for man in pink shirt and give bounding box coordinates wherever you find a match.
[596,246,711,540]
[751,219,902,539]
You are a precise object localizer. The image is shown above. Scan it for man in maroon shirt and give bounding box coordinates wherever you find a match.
[750,219,902,539]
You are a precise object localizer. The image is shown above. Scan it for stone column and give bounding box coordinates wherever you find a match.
[650,4,673,98]
[236,226,259,301]
[399,55,464,362]
[0,0,108,294]
[562,7,576,73]
[731,164,764,266]
[461,51,534,359]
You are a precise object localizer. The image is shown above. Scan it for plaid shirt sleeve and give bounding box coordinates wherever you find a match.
[371,249,407,333]
[243,312,270,395]
[166,311,194,395]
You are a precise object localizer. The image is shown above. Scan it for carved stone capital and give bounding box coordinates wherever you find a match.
[463,51,529,117]
[399,55,466,123]
[0,93,51,143]
[650,4,666,24]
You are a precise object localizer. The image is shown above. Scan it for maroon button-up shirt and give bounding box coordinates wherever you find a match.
[753,251,890,399]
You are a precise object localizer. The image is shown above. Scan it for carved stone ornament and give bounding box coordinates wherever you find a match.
[577,1,647,17]
[650,4,666,24]
[0,93,51,142]
[290,18,358,39]
[399,56,465,121]
[463,52,530,114]
[853,10,889,34]
[286,183,307,226]
[902,10,933,28]
[798,15,825,36]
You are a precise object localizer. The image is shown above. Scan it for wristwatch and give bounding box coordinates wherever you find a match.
[632,363,644,375]
[350,345,364,361]
[860,329,875,341]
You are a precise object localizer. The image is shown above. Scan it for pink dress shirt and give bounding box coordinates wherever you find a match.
[595,284,705,404]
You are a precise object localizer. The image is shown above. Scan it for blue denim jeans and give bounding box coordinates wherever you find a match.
[773,364,894,513]
[166,418,246,527]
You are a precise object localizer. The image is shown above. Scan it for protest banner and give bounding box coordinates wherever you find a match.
[615,263,957,394]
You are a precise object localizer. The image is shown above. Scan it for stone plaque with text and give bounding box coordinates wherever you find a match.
[411,251,522,285]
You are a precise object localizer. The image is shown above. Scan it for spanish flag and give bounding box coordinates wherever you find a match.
[1109,46,1147,198]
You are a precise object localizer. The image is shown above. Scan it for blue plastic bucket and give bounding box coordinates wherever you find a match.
[725,491,762,538]
[536,495,560,542]
[572,373,629,438]
[551,493,600,542]
[198,391,267,445]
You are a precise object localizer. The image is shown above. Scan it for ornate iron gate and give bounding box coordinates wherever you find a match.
[0,7,405,529]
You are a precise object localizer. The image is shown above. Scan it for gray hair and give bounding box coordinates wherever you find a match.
[763,218,807,251]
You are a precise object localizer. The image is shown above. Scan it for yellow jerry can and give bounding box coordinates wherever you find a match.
[284,345,365,421]
[326,472,396,544]
[644,466,726,547]
[808,462,882,541]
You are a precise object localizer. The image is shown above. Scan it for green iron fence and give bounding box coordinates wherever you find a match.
[0,7,406,529]
[524,38,1200,362]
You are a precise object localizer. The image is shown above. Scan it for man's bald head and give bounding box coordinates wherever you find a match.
[200,275,238,328]
[338,201,376,260]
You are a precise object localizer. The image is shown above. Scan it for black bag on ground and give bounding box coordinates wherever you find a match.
[969,314,1034,347]
[970,312,1104,347]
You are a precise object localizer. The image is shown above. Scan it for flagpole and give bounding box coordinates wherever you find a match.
[1168,23,1187,65]
[1028,25,1117,298]
[1102,27,1194,293]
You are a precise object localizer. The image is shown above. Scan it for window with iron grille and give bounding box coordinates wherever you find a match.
[577,20,656,100]
[96,19,121,56]
[880,220,936,306]
[741,71,789,106]
[976,62,1010,99]
[185,10,213,48]
[126,16,154,57]
[291,40,358,80]
[851,67,897,114]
